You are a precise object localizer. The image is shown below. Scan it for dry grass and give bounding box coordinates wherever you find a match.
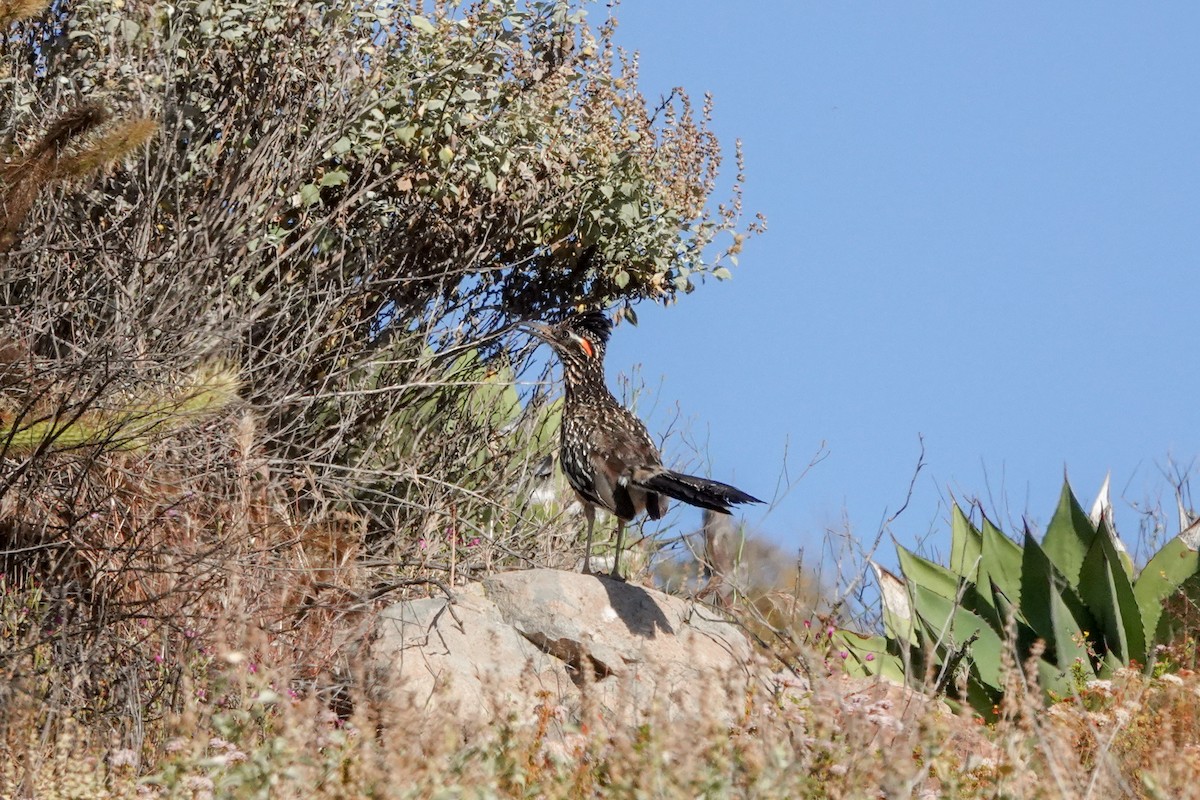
[2,383,1198,798]
[3,538,1200,800]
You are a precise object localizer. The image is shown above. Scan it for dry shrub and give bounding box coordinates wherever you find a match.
[2,0,759,585]
[1,566,1200,800]
[0,0,762,769]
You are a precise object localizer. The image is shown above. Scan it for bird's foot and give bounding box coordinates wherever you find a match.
[607,569,626,583]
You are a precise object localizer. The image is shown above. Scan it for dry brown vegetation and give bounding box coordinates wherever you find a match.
[5,602,1200,798]
[3,0,1200,797]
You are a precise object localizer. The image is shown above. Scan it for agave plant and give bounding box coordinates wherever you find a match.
[1,361,240,454]
[837,478,1200,716]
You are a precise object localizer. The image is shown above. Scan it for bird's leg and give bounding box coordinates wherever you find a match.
[609,520,627,582]
[581,504,595,574]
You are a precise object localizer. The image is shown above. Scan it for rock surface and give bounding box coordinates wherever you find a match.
[367,567,1001,785]
[370,568,760,725]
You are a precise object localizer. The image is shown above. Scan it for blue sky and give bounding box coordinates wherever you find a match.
[598,3,1200,564]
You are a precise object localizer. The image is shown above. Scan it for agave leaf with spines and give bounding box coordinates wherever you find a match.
[896,545,962,603]
[1078,515,1145,667]
[1133,518,1200,644]
[527,396,562,454]
[1020,528,1095,672]
[978,515,1025,621]
[1040,480,1097,589]
[949,504,984,583]
[989,583,1047,667]
[909,583,1006,693]
[2,362,240,453]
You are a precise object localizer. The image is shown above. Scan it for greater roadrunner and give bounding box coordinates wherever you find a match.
[524,310,763,580]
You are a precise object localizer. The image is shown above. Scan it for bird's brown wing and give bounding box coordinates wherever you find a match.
[586,405,668,520]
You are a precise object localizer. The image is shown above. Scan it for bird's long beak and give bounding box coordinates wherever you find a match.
[519,320,554,341]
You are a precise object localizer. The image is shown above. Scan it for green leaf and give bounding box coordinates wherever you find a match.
[980,516,1024,614]
[711,266,732,281]
[1098,648,1125,679]
[833,630,908,684]
[896,545,961,602]
[989,583,1049,672]
[1021,529,1094,672]
[411,15,435,34]
[529,397,562,452]
[1078,516,1146,666]
[1041,480,1097,589]
[963,677,1001,721]
[613,270,630,289]
[1134,524,1200,648]
[988,582,1084,700]
[950,504,983,582]
[320,169,349,187]
[298,183,321,206]
[910,583,1005,692]
[331,136,352,155]
[1036,656,1077,701]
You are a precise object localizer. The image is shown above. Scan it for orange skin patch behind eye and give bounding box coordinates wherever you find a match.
[566,332,595,358]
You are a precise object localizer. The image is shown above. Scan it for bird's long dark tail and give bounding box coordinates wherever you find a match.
[638,470,763,514]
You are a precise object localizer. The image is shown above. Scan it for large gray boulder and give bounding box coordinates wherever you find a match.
[370,568,761,726]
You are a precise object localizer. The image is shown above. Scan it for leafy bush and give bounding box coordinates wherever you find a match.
[3,0,764,557]
[0,0,760,739]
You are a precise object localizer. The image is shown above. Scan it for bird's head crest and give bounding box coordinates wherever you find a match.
[523,310,613,363]
[561,310,612,346]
